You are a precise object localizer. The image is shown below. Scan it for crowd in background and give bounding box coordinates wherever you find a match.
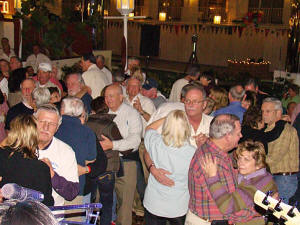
[0,36,300,225]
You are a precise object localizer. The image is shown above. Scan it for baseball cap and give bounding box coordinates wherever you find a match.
[142,78,158,90]
[38,63,52,72]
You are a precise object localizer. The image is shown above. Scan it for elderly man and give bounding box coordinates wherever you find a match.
[9,56,22,72]
[169,65,201,102]
[125,57,146,82]
[36,63,60,93]
[141,78,166,109]
[101,84,142,225]
[35,104,79,208]
[81,53,109,99]
[65,73,93,114]
[0,37,15,61]
[145,83,213,186]
[96,55,112,84]
[262,97,299,203]
[25,44,51,73]
[125,76,156,135]
[55,97,98,220]
[186,114,257,224]
[5,78,36,130]
[214,85,246,123]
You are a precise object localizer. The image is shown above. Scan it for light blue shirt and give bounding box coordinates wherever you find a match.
[143,129,196,217]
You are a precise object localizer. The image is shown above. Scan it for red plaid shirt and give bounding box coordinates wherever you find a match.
[188,139,256,223]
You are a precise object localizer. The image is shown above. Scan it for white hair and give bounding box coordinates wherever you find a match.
[34,104,62,126]
[263,97,283,112]
[209,114,240,139]
[32,87,50,107]
[61,97,84,117]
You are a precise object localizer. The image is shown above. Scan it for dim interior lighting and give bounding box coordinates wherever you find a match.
[0,1,9,14]
[129,12,134,17]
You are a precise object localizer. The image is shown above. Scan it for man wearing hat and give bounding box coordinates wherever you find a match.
[141,78,166,109]
[36,63,61,95]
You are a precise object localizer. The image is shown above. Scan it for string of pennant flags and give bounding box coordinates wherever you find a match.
[106,20,289,38]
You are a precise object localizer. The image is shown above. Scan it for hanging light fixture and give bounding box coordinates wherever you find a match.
[117,0,134,15]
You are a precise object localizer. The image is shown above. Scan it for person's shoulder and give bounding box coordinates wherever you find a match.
[52,137,76,156]
[202,113,213,123]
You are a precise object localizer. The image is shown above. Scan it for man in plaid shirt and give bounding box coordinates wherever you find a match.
[186,114,257,225]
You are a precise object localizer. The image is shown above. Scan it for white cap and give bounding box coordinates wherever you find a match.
[38,63,52,72]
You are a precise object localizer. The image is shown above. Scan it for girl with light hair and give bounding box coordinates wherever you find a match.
[143,110,196,225]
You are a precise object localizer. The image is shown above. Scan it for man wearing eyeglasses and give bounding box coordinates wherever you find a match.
[145,83,213,186]
[35,104,79,211]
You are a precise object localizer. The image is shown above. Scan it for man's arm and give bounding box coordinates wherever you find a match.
[51,173,79,201]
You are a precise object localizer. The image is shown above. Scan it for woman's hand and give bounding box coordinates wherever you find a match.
[202,155,218,178]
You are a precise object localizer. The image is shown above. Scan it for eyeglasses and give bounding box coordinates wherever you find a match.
[184,99,205,105]
[38,120,58,128]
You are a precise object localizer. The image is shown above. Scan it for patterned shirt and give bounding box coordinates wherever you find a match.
[188,139,256,223]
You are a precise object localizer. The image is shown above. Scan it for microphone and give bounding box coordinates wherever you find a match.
[1,183,44,202]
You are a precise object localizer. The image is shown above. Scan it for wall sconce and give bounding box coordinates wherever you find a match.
[129,12,134,17]
[117,0,134,15]
[104,9,108,16]
[159,12,166,21]
[0,1,9,14]
[214,15,221,24]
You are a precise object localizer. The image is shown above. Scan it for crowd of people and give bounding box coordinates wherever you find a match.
[0,36,300,225]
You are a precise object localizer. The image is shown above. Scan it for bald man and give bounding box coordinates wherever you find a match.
[101,84,142,225]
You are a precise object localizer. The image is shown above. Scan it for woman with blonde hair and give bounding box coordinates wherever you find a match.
[143,110,196,225]
[0,115,54,206]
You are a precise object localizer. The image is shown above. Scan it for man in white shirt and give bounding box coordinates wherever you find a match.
[125,76,156,136]
[35,104,79,207]
[96,55,112,84]
[145,83,213,185]
[169,65,201,102]
[0,38,15,61]
[25,44,51,73]
[81,53,109,99]
[101,84,142,225]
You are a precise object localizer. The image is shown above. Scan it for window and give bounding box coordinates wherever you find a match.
[248,0,284,24]
[134,0,144,16]
[158,0,184,21]
[198,0,226,22]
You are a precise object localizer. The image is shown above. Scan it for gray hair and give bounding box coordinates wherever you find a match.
[65,73,85,85]
[96,55,105,63]
[209,114,240,139]
[34,104,62,126]
[61,97,84,117]
[181,82,206,100]
[229,85,245,101]
[32,87,50,107]
[263,97,283,112]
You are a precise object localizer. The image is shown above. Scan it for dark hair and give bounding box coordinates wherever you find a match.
[0,59,9,65]
[48,87,60,95]
[82,53,96,64]
[200,71,214,85]
[288,83,299,95]
[242,106,262,128]
[8,68,27,92]
[244,78,258,89]
[186,65,201,77]
[91,96,109,114]
[0,200,59,225]
[244,91,257,108]
[0,89,4,105]
[113,70,126,82]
